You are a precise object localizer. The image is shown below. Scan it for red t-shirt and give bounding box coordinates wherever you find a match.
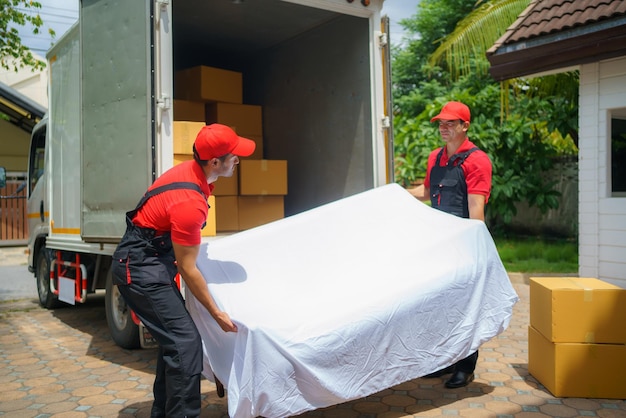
[132,160,213,246]
[424,138,492,203]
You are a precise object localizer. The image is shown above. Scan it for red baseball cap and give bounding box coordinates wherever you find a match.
[193,124,256,160]
[430,101,471,123]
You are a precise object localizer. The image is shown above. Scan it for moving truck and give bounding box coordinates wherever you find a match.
[25,0,393,348]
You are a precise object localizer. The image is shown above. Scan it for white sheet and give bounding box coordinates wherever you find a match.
[186,183,519,418]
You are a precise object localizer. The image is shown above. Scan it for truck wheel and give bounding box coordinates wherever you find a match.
[36,248,62,309]
[105,272,140,349]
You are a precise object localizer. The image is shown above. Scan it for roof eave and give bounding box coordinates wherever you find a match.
[487,18,626,81]
[0,81,47,133]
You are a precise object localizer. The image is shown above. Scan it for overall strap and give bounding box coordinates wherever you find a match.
[448,147,479,166]
[133,182,204,212]
[434,147,445,166]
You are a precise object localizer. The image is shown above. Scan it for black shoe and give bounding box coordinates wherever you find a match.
[214,373,225,398]
[445,370,474,388]
[423,365,455,378]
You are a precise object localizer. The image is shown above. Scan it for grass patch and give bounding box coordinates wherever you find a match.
[493,236,578,274]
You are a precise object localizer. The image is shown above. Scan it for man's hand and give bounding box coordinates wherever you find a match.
[407,184,430,202]
[173,241,238,333]
[213,311,238,333]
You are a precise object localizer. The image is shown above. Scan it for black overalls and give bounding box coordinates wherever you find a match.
[111,182,206,418]
[429,147,480,374]
[429,147,478,218]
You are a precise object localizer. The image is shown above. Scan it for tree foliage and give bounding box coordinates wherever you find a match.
[0,0,52,71]
[428,0,531,78]
[392,0,579,233]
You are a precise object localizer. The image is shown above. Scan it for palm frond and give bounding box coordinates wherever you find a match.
[429,0,531,78]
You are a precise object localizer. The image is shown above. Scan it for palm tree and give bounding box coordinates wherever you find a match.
[428,0,531,79]
[426,0,578,142]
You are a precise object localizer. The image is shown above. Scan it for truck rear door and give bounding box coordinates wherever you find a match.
[79,0,162,242]
[381,15,394,184]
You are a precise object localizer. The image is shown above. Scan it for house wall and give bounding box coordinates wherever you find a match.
[579,57,626,288]
[0,119,30,171]
[0,54,47,175]
[0,53,48,108]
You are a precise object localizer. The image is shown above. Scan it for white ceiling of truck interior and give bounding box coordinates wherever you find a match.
[173,0,341,65]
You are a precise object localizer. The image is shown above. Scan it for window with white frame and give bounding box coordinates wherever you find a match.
[611,109,626,197]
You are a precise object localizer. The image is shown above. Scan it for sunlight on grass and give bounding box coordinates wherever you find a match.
[493,237,578,273]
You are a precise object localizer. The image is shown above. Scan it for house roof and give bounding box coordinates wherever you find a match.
[486,0,626,81]
[0,81,46,133]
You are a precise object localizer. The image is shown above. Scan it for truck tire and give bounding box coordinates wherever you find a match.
[36,248,62,309]
[105,271,140,349]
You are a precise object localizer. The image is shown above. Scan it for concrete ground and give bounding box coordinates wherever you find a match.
[1,246,625,417]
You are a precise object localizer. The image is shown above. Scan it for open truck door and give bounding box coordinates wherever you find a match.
[80,0,169,348]
[381,15,395,184]
[80,0,161,238]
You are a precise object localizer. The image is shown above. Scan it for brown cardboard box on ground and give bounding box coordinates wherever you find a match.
[238,196,284,231]
[175,66,242,104]
[201,195,216,237]
[174,100,206,122]
[215,196,239,232]
[238,160,287,195]
[530,277,626,344]
[528,325,626,399]
[205,103,263,136]
[173,121,206,155]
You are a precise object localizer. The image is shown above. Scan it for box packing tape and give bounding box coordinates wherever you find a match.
[564,278,595,342]
[564,278,593,302]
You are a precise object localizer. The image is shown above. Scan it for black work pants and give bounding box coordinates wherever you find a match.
[454,350,478,373]
[118,279,203,418]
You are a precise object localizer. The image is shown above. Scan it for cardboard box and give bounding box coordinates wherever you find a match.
[530,277,626,344]
[201,195,217,237]
[174,100,206,122]
[528,325,626,399]
[238,160,287,195]
[245,134,264,160]
[238,196,284,230]
[212,171,238,196]
[173,121,205,155]
[215,196,239,232]
[205,103,263,136]
[173,154,193,166]
[175,66,242,104]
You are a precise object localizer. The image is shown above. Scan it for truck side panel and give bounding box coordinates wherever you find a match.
[47,24,81,242]
[80,0,155,242]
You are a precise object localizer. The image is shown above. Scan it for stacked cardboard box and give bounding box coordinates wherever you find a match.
[216,159,287,232]
[172,65,287,233]
[528,277,626,398]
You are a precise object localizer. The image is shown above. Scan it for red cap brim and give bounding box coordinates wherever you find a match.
[231,136,256,157]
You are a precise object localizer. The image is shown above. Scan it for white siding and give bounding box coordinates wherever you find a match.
[579,57,626,288]
[578,62,600,279]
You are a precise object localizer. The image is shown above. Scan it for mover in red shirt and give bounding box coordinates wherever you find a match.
[407,101,492,388]
[111,124,255,417]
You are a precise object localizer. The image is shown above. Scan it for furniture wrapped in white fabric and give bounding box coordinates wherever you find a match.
[186,183,519,418]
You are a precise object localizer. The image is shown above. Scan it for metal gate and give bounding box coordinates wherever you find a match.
[0,175,28,245]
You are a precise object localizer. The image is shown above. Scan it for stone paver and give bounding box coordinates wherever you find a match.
[1,247,625,417]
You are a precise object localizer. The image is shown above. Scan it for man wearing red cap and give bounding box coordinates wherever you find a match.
[408,101,492,388]
[111,124,255,417]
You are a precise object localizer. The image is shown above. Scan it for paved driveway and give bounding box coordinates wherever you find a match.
[1,247,625,417]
